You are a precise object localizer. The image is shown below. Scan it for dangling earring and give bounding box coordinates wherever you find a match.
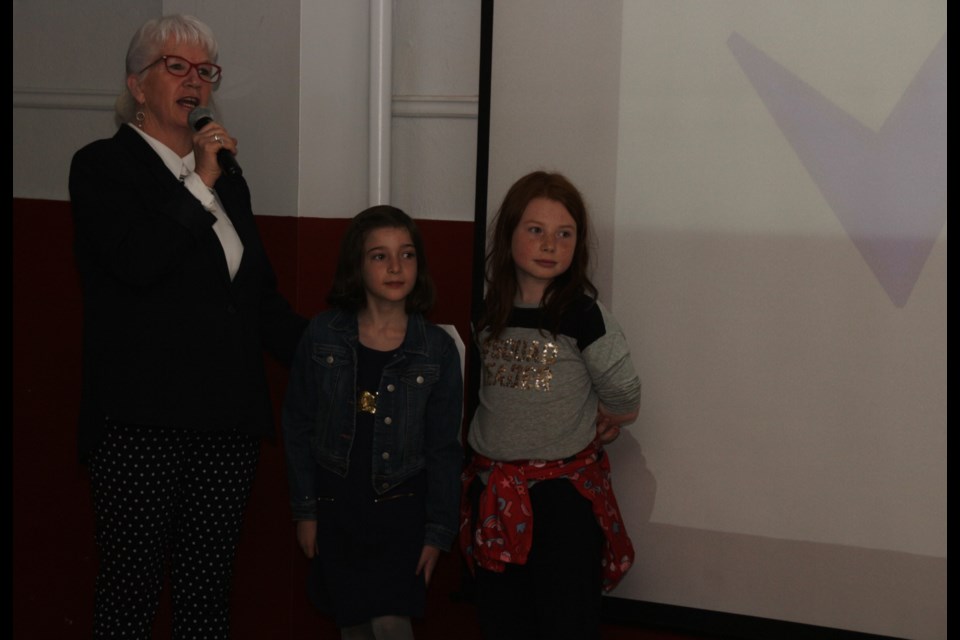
[135,107,145,129]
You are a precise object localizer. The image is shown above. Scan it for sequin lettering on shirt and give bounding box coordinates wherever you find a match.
[482,338,558,391]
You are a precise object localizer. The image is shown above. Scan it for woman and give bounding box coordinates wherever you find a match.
[69,15,306,639]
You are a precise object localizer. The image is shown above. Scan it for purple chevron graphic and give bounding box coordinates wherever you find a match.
[728,32,947,307]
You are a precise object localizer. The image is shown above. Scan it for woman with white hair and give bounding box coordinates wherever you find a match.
[69,14,306,638]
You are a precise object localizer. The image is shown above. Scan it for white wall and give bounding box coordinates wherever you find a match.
[12,0,480,222]
[12,1,161,200]
[487,0,624,297]
[297,1,370,220]
[391,1,480,221]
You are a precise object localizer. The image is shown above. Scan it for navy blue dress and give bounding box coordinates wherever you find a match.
[307,343,427,627]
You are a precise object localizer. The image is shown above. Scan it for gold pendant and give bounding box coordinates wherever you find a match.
[358,390,378,414]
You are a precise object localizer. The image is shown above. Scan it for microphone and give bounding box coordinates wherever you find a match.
[188,107,243,177]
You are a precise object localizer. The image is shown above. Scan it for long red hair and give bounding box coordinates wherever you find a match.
[479,171,597,339]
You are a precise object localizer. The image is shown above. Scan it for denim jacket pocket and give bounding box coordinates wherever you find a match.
[311,342,351,369]
[399,364,440,454]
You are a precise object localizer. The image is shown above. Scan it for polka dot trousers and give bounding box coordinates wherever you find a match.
[89,421,259,639]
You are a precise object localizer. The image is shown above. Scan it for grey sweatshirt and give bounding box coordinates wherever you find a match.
[468,296,641,461]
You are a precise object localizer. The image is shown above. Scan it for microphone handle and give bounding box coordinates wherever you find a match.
[216,148,243,176]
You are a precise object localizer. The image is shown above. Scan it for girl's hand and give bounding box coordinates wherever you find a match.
[296,520,318,559]
[596,415,621,444]
[596,403,639,445]
[416,545,441,586]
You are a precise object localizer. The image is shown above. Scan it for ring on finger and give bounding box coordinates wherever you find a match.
[214,134,222,145]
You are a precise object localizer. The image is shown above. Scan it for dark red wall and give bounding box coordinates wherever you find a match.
[12,198,479,639]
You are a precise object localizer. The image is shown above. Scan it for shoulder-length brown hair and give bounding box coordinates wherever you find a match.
[327,205,435,314]
[479,171,597,339]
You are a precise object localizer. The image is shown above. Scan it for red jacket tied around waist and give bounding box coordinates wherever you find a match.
[460,441,635,592]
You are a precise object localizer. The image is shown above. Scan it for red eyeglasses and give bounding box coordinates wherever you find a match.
[139,55,222,83]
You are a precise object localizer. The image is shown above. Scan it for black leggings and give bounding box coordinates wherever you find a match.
[470,476,605,640]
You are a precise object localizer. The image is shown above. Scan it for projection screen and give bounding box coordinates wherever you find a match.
[485,2,946,638]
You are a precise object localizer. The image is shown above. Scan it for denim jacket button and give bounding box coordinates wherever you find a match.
[416,375,424,384]
[326,355,334,364]
[381,482,390,491]
[384,416,393,425]
[381,451,390,460]
[386,384,396,392]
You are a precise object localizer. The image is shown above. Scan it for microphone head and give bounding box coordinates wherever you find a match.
[188,106,216,131]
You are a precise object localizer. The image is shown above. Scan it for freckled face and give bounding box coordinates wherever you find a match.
[128,39,213,150]
[361,227,418,308]
[511,197,577,301]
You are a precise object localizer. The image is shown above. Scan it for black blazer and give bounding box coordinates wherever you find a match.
[69,125,307,460]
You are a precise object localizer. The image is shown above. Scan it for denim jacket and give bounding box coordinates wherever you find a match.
[282,308,463,550]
